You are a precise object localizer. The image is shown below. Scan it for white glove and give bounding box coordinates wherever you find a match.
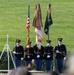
[47,55,50,58]
[32,59,34,62]
[56,50,59,53]
[64,57,66,60]
[13,51,16,54]
[21,58,24,60]
[32,59,34,64]
[37,55,40,58]
[26,45,30,48]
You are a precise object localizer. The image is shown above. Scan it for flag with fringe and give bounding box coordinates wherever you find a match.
[32,4,43,49]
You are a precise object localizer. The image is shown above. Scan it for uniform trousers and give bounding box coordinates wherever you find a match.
[35,59,42,71]
[45,60,52,71]
[57,59,64,73]
[14,57,21,68]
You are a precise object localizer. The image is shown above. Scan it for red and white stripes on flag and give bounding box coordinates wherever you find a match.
[35,28,43,49]
[26,18,30,31]
[26,18,30,47]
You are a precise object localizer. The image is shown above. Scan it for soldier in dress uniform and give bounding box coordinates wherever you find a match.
[54,38,67,73]
[13,39,24,68]
[44,40,53,71]
[33,44,44,71]
[25,42,34,70]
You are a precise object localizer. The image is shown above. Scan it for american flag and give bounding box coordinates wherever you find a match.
[26,18,30,31]
[26,4,30,47]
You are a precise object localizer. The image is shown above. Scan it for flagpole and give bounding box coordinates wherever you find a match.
[28,3,30,19]
[25,3,32,69]
[28,4,30,40]
[48,28,49,40]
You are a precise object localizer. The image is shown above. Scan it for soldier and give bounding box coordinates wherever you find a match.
[32,3,43,71]
[44,40,53,71]
[25,42,34,70]
[33,44,44,71]
[54,38,67,73]
[13,39,24,68]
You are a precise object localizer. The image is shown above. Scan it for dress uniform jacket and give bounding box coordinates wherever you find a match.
[54,44,66,59]
[13,45,24,59]
[25,47,34,60]
[33,45,44,59]
[44,46,53,60]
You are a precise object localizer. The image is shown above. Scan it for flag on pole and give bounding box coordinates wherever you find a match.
[26,18,30,31]
[44,4,53,35]
[26,5,30,47]
[32,4,43,49]
[35,28,43,49]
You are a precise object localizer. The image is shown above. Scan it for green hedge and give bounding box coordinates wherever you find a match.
[0,52,25,70]
[0,51,46,70]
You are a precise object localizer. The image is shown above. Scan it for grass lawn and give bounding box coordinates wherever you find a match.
[0,0,74,52]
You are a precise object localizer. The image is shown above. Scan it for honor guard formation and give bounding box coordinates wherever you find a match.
[12,38,67,73]
[11,3,67,74]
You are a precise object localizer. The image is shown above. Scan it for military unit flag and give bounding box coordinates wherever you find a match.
[44,4,53,35]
